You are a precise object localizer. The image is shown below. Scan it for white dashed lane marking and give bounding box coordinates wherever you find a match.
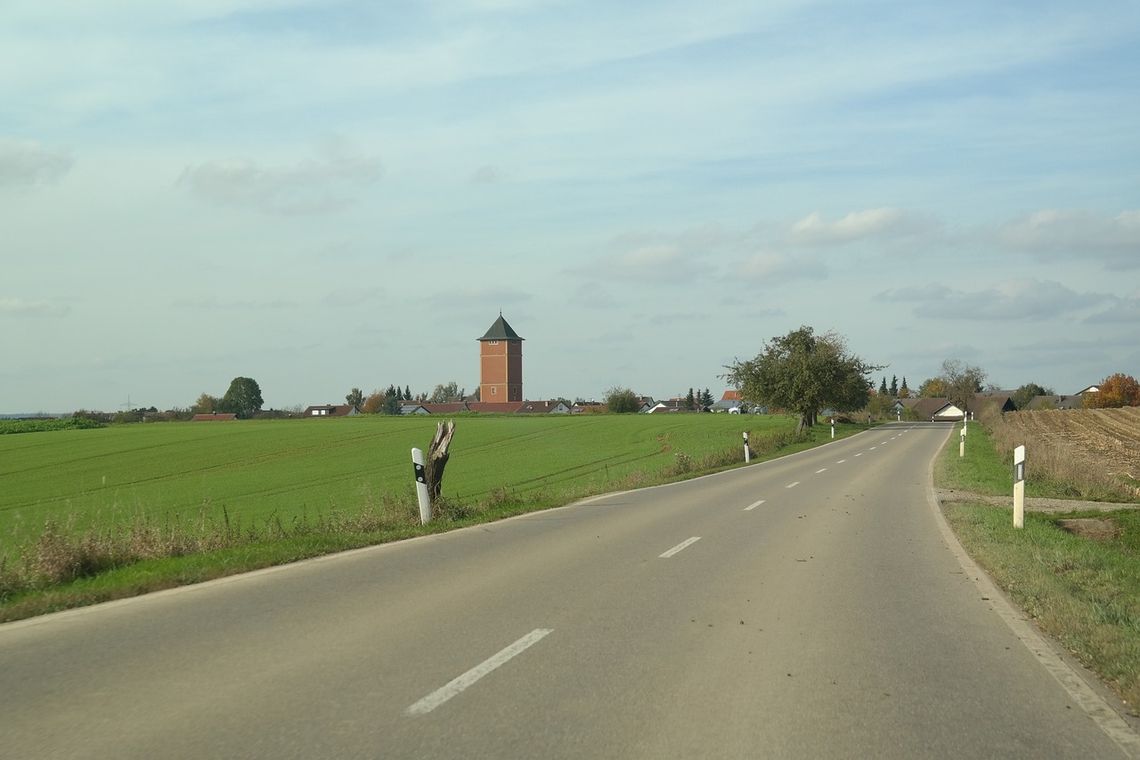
[660,537,701,558]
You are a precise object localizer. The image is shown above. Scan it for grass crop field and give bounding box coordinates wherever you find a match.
[1,412,851,619]
[0,413,806,540]
[936,411,1140,714]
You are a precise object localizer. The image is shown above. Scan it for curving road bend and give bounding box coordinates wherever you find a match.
[2,423,1136,758]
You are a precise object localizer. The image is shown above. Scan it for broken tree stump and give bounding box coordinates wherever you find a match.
[426,419,455,501]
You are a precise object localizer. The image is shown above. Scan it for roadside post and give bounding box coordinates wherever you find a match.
[897,409,901,422]
[960,427,966,458]
[1012,446,1030,528]
[412,447,432,525]
[1013,445,1026,529]
[830,418,835,439]
[743,431,750,463]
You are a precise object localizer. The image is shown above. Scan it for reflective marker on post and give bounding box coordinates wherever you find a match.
[1013,445,1026,529]
[412,447,432,525]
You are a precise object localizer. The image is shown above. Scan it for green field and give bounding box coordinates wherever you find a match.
[2,412,862,618]
[0,413,814,543]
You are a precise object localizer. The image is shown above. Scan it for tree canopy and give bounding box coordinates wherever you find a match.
[429,381,465,403]
[1011,382,1053,410]
[220,377,263,418]
[725,326,880,434]
[605,386,641,414]
[1085,373,1140,408]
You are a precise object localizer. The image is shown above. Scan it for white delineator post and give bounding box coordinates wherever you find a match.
[743,431,750,463]
[1013,445,1026,529]
[960,427,966,458]
[412,447,432,525]
[830,418,835,439]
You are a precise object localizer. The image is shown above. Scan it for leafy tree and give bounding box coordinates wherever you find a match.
[1085,373,1140,408]
[219,377,263,419]
[918,377,947,398]
[192,393,220,414]
[725,326,881,435]
[384,393,401,415]
[429,381,464,403]
[1011,382,1053,410]
[362,391,386,414]
[345,387,365,413]
[605,386,641,414]
[939,359,986,412]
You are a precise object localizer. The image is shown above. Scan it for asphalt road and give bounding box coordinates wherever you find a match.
[2,423,1136,758]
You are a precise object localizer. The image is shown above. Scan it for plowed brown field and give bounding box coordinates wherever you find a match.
[1002,407,1140,482]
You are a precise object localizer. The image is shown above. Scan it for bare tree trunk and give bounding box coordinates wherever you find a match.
[426,420,456,501]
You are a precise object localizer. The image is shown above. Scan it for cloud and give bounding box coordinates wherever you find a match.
[0,297,69,317]
[321,287,385,308]
[178,141,381,215]
[1084,295,1140,325]
[996,210,1140,270]
[0,138,73,188]
[172,296,298,310]
[737,252,822,284]
[878,280,1104,321]
[787,208,934,246]
[470,165,503,184]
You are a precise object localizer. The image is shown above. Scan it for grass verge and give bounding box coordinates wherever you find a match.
[936,420,1140,714]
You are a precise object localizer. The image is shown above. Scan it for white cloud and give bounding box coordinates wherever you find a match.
[0,297,69,317]
[996,210,1140,270]
[738,252,821,283]
[178,142,381,215]
[0,138,73,187]
[787,208,933,246]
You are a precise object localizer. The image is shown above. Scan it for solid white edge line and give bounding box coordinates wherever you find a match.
[744,499,767,511]
[925,431,1140,756]
[406,628,554,717]
[660,537,701,558]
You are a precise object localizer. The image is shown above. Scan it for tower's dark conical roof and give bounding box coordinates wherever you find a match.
[478,314,523,341]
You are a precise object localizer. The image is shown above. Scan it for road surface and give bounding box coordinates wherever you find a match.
[2,423,1136,758]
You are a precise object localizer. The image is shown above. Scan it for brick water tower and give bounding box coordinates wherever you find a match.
[478,313,523,403]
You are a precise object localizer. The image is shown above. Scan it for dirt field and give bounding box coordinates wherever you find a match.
[1001,406,1140,483]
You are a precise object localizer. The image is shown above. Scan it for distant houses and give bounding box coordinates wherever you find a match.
[302,404,359,417]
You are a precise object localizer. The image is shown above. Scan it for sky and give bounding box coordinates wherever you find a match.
[2,0,1139,413]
